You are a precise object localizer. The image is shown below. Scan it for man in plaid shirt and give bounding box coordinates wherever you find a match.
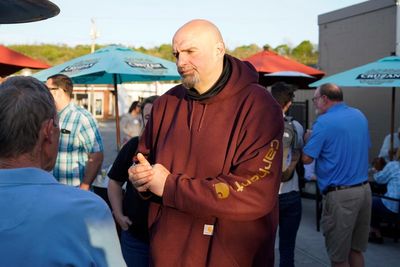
[46,74,104,190]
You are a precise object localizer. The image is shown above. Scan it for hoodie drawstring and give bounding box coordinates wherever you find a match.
[189,102,195,131]
[188,102,207,132]
[198,104,207,132]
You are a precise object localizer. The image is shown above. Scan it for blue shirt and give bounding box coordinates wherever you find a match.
[303,103,370,192]
[54,103,104,186]
[374,161,400,213]
[0,168,126,267]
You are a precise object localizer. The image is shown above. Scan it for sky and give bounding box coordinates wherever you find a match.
[0,0,366,49]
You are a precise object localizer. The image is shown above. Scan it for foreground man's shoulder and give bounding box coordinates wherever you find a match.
[245,84,279,106]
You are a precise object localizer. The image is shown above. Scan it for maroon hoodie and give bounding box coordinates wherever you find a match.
[139,55,283,267]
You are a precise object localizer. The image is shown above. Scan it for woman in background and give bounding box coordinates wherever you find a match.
[120,100,142,145]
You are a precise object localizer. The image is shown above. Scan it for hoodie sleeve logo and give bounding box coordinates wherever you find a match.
[234,139,280,192]
[214,182,230,199]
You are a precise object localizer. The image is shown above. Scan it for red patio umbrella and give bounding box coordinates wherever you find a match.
[0,45,51,77]
[244,50,325,87]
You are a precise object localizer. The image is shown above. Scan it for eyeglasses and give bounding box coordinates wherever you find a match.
[312,95,322,102]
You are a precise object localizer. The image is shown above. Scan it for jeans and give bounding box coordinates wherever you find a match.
[279,191,302,267]
[120,230,149,267]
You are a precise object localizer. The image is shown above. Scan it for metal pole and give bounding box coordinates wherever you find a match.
[396,0,400,55]
[113,74,121,150]
[389,87,396,160]
[392,0,399,159]
[90,18,99,53]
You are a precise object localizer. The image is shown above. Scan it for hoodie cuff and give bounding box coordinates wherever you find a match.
[162,173,179,208]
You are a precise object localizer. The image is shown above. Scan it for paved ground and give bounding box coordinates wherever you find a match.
[98,120,120,170]
[99,120,400,267]
[280,197,400,267]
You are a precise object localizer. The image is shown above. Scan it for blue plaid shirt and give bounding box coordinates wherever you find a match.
[374,161,400,213]
[53,103,104,186]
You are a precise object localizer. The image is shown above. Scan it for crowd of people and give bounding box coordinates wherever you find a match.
[1,19,399,267]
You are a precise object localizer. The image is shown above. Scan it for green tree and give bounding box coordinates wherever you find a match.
[274,44,291,56]
[5,41,319,70]
[291,40,318,66]
[263,44,272,51]
[229,44,262,59]
[9,44,98,66]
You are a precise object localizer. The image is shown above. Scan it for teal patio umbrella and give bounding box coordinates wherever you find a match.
[33,45,180,148]
[310,56,400,159]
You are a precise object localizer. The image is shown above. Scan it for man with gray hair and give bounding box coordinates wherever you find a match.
[0,76,126,266]
[303,83,371,267]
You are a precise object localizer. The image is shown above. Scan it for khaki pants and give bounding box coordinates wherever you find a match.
[321,183,371,262]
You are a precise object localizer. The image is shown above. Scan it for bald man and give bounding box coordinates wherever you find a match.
[129,19,283,266]
[303,83,371,267]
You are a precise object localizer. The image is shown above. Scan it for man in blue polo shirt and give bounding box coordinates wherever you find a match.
[302,83,371,267]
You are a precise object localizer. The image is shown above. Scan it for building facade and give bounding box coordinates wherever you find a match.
[72,82,177,120]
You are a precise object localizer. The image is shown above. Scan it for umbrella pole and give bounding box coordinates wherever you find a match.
[389,87,396,161]
[113,74,121,150]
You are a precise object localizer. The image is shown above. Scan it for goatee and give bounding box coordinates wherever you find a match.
[181,74,199,89]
